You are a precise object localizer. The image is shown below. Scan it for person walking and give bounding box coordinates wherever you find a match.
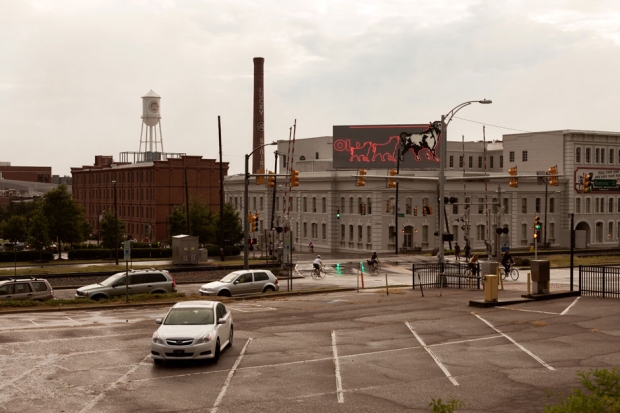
[454,242,461,261]
[468,253,480,277]
[464,243,472,261]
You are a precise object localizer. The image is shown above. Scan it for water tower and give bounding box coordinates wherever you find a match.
[139,90,164,161]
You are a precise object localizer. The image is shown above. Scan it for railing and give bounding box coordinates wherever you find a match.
[580,265,620,298]
[412,263,483,290]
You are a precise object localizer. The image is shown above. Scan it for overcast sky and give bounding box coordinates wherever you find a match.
[1,0,619,177]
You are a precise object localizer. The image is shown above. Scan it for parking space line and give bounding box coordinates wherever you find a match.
[472,313,555,371]
[331,330,344,403]
[497,307,560,315]
[405,322,459,386]
[26,319,39,325]
[560,297,580,315]
[0,332,146,347]
[78,354,150,413]
[211,338,252,413]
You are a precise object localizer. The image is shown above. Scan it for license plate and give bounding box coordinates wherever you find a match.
[173,350,185,355]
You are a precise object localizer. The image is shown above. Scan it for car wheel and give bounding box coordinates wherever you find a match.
[263,286,275,293]
[228,325,234,348]
[150,290,165,294]
[90,295,106,301]
[213,339,221,362]
[217,290,231,297]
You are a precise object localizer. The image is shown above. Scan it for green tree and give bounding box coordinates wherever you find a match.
[545,368,620,412]
[28,208,51,252]
[42,184,88,258]
[167,206,188,241]
[100,211,125,249]
[214,203,243,246]
[3,215,28,243]
[189,199,215,244]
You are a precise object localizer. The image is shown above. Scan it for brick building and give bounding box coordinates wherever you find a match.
[71,155,227,243]
[0,162,53,206]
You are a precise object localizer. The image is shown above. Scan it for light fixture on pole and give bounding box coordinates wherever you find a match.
[438,99,492,264]
[244,141,278,269]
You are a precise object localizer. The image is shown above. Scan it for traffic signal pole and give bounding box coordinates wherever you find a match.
[395,148,401,255]
[544,174,548,248]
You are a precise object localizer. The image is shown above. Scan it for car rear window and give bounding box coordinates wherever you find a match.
[32,282,49,292]
[14,283,32,294]
[254,272,269,282]
[146,273,167,283]
[0,284,14,295]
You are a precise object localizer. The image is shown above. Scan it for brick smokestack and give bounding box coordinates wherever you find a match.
[252,57,265,174]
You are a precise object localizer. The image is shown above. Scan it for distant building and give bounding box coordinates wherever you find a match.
[0,162,54,206]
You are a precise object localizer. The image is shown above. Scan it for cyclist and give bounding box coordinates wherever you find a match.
[501,249,514,276]
[468,253,480,277]
[369,252,379,271]
[313,255,323,273]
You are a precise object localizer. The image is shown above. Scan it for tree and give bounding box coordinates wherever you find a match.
[99,210,125,249]
[42,184,88,258]
[3,215,28,243]
[189,199,215,244]
[167,206,187,241]
[545,368,620,412]
[214,203,243,246]
[28,208,51,252]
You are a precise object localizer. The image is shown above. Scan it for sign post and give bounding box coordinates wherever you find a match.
[124,241,131,304]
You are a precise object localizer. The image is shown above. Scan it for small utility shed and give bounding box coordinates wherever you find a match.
[171,235,199,265]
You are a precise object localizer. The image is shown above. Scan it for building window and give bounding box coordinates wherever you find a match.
[459,156,463,168]
[490,156,494,169]
[476,225,486,241]
[341,224,345,241]
[600,197,605,213]
[618,197,620,213]
[389,226,395,244]
[610,149,615,164]
[367,225,372,243]
[303,197,307,212]
[349,225,354,241]
[312,197,317,213]
[550,223,555,240]
[422,226,428,243]
[367,197,372,214]
[576,197,581,213]
[303,222,307,238]
[358,197,363,214]
[500,155,504,168]
[609,222,614,240]
[478,156,482,168]
[610,198,614,213]
[522,151,528,161]
[509,151,515,162]
[550,197,555,213]
[315,152,319,160]
[595,148,600,163]
[449,156,454,167]
[595,198,600,213]
[406,198,412,215]
[341,197,345,212]
[585,198,591,213]
[478,198,484,214]
[358,225,363,242]
[322,198,326,213]
[349,197,353,214]
[535,198,541,213]
[602,148,606,164]
[576,147,581,163]
[312,223,318,238]
[259,197,264,210]
[585,148,591,163]
[468,156,473,168]
[503,198,510,215]
[322,223,326,240]
[522,198,527,214]
[521,223,527,240]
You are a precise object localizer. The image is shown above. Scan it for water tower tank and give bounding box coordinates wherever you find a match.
[141,90,161,126]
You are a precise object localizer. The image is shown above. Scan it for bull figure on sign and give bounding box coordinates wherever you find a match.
[399,121,441,162]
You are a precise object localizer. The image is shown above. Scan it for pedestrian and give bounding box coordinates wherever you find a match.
[454,242,461,261]
[468,253,480,277]
[464,243,471,261]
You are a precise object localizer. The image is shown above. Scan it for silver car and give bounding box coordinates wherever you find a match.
[0,278,54,301]
[151,301,233,364]
[198,269,279,297]
[75,269,176,300]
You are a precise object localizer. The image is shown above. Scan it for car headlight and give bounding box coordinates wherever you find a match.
[152,331,165,345]
[195,332,212,344]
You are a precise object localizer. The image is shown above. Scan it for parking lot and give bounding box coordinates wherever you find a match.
[1,288,619,412]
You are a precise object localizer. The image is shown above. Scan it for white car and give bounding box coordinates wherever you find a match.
[199,269,279,297]
[151,301,233,364]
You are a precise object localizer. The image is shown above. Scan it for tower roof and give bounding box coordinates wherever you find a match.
[142,89,160,98]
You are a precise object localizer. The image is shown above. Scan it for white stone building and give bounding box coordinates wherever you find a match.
[225,129,620,254]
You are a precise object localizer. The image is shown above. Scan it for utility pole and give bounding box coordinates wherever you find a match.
[395,148,401,255]
[218,116,225,261]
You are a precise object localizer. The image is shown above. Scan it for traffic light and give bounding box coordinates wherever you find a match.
[248,213,255,231]
[548,165,559,186]
[336,208,340,219]
[254,212,260,231]
[256,169,264,185]
[387,169,397,188]
[386,201,391,213]
[509,166,518,188]
[583,173,593,193]
[357,169,367,187]
[361,203,366,215]
[414,206,418,216]
[290,170,299,187]
[533,215,542,239]
[267,171,275,188]
[428,206,433,215]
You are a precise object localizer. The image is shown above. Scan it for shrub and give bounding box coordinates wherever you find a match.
[0,250,54,263]
[544,368,620,412]
[429,398,465,413]
[515,257,530,266]
[204,244,241,257]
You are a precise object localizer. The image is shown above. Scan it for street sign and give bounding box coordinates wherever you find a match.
[398,213,405,217]
[123,240,131,261]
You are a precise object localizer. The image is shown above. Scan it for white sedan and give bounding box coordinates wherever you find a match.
[151,301,233,364]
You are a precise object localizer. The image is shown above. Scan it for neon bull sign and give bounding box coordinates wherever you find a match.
[332,122,442,169]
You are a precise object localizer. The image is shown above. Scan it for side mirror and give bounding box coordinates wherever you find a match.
[218,317,226,324]
[155,318,162,324]
[233,280,239,284]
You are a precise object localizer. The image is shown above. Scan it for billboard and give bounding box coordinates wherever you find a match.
[574,167,620,194]
[333,122,442,169]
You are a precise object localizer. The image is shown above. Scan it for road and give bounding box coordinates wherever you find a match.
[1,288,619,412]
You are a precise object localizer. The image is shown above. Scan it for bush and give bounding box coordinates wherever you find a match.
[515,257,530,266]
[67,248,172,260]
[544,368,620,412]
[0,250,54,263]
[204,244,241,257]
[429,398,465,413]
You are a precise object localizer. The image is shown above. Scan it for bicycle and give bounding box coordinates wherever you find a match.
[500,265,519,281]
[367,260,381,274]
[464,265,484,287]
[311,265,326,279]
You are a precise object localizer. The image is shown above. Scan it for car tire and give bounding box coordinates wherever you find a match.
[150,290,165,294]
[217,290,231,297]
[263,286,275,293]
[228,325,234,348]
[213,339,221,363]
[90,295,106,301]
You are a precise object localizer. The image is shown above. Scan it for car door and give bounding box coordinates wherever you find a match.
[216,303,231,345]
[252,272,269,293]
[231,272,253,295]
[110,274,129,297]
[0,284,15,300]
[129,273,150,295]
[13,282,35,300]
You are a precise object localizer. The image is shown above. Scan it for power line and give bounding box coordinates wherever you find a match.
[453,116,533,133]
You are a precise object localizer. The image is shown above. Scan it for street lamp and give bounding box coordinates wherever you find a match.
[112,180,118,265]
[244,141,278,269]
[438,99,492,264]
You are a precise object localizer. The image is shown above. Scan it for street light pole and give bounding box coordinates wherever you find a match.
[438,100,492,264]
[112,180,118,265]
[395,148,401,255]
[244,141,278,269]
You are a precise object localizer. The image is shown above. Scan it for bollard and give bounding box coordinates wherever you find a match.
[385,273,389,296]
[496,266,504,291]
[527,272,531,296]
[357,271,359,292]
[360,270,365,289]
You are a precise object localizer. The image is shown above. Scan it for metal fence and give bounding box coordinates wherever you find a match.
[580,265,620,299]
[412,263,483,291]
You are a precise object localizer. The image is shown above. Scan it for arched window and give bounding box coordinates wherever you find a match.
[575,147,581,163]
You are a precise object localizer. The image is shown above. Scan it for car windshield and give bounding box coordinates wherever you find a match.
[220,272,242,283]
[100,273,125,287]
[164,308,214,325]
